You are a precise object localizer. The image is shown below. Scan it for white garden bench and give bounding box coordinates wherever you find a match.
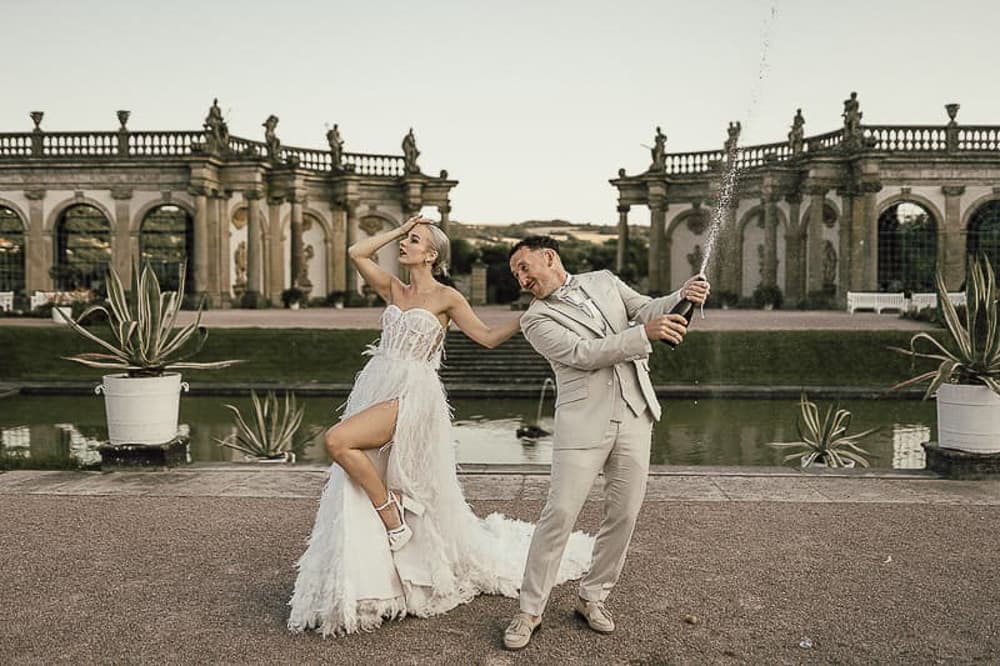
[847,291,968,314]
[846,291,906,314]
[0,291,12,312]
[30,291,60,310]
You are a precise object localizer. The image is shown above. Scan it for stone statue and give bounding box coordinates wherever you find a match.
[725,121,742,157]
[203,98,230,154]
[234,240,247,293]
[822,241,838,287]
[263,115,281,161]
[650,126,667,172]
[686,244,704,274]
[297,244,314,289]
[788,108,805,155]
[326,124,344,170]
[402,128,420,174]
[842,91,863,144]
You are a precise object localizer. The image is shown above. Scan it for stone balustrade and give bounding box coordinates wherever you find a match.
[0,128,407,177]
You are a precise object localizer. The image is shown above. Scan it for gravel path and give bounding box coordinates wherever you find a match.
[2,492,997,665]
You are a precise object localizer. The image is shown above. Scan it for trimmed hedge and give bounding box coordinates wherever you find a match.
[0,327,937,388]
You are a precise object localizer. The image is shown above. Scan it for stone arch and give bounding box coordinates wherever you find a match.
[737,204,789,298]
[139,203,195,294]
[51,201,114,291]
[960,193,1000,231]
[0,198,29,231]
[275,209,336,297]
[0,201,27,292]
[876,192,945,226]
[665,207,711,288]
[801,199,841,229]
[963,195,1000,275]
[875,198,939,292]
[131,196,195,233]
[44,195,115,234]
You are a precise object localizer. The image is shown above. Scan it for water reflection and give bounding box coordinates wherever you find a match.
[0,396,936,469]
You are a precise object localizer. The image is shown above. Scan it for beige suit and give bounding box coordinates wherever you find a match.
[518,270,682,615]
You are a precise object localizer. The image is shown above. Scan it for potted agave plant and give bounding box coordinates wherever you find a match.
[891,256,1000,454]
[57,262,242,446]
[215,390,315,462]
[765,394,877,468]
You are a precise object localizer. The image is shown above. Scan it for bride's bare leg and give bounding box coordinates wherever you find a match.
[324,399,402,529]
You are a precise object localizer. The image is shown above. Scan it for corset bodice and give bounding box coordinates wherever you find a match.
[371,304,445,366]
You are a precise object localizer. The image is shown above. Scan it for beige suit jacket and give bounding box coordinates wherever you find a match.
[520,270,682,449]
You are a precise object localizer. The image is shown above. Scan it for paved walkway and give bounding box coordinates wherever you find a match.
[0,307,932,330]
[1,467,998,664]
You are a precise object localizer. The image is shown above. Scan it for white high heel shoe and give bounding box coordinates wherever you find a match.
[374,490,425,551]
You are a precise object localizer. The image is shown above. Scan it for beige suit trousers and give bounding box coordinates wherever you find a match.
[519,407,653,616]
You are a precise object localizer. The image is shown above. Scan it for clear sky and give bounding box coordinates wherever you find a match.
[2,0,997,226]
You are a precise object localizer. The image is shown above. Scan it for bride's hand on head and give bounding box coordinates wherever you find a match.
[402,214,434,233]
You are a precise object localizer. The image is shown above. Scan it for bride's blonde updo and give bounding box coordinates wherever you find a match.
[426,223,451,277]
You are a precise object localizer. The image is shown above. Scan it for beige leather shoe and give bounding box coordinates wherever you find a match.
[575,597,615,633]
[503,612,541,650]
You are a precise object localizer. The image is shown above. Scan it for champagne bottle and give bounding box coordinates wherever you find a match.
[663,276,705,348]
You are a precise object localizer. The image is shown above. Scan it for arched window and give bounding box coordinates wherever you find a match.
[140,205,193,293]
[877,202,937,292]
[55,204,112,291]
[0,206,25,292]
[967,200,1000,277]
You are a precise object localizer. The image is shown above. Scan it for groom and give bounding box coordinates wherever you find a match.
[504,236,709,650]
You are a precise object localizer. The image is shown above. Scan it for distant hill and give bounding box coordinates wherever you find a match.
[449,219,647,246]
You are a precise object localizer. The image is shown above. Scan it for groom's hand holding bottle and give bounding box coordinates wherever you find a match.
[643,275,711,347]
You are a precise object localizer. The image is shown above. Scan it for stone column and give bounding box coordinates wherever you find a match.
[345,203,359,295]
[784,193,804,303]
[941,185,966,290]
[859,182,882,290]
[213,192,231,306]
[761,194,778,286]
[267,196,285,304]
[244,190,263,300]
[329,203,347,292]
[648,200,666,294]
[838,190,856,296]
[24,189,47,292]
[805,187,827,293]
[190,188,210,298]
[714,201,740,296]
[110,187,133,284]
[437,202,451,236]
[616,204,630,274]
[289,193,305,289]
[470,259,487,305]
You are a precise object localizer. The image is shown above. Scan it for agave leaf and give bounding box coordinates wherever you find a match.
[937,270,973,361]
[60,355,130,370]
[224,403,265,455]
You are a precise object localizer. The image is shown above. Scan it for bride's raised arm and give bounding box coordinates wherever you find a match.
[445,288,522,349]
[348,215,425,302]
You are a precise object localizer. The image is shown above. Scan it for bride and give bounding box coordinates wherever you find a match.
[287,215,594,636]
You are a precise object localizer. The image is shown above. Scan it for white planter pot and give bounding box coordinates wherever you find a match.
[52,306,73,324]
[96,373,189,445]
[289,302,300,310]
[937,383,1000,454]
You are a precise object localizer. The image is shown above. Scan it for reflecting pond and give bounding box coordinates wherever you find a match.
[0,395,934,470]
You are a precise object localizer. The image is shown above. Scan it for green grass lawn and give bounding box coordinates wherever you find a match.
[0,326,938,388]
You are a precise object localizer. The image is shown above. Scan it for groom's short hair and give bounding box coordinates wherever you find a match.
[508,235,560,259]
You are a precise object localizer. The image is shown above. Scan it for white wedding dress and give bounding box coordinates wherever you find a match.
[287,304,595,636]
